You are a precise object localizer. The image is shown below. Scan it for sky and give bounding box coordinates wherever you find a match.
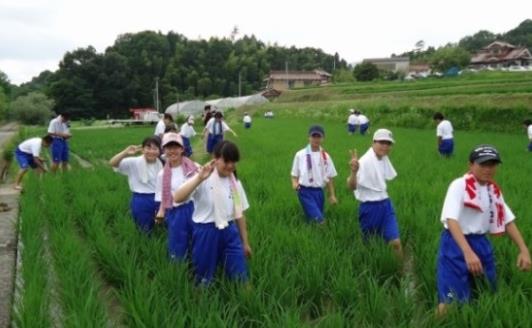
[1,0,531,85]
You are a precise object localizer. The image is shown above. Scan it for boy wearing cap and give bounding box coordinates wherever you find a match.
[347,128,403,256]
[347,109,357,135]
[180,116,197,157]
[433,112,454,157]
[523,119,532,152]
[13,135,53,190]
[436,145,531,315]
[291,125,338,223]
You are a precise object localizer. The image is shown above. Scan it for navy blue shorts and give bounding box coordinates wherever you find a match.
[206,134,223,154]
[166,201,194,260]
[130,193,159,233]
[437,230,496,304]
[192,221,248,285]
[182,136,192,157]
[439,139,454,156]
[15,148,36,169]
[297,186,325,223]
[244,122,251,129]
[359,199,400,242]
[360,123,369,135]
[348,124,356,133]
[51,138,69,163]
[528,141,532,152]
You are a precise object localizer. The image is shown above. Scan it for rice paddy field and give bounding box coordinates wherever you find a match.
[13,113,532,327]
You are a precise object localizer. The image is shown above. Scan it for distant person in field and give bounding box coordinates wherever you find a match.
[524,119,532,152]
[173,141,252,285]
[47,112,71,172]
[436,145,531,315]
[155,133,199,260]
[202,104,214,126]
[155,114,175,138]
[291,125,338,223]
[347,109,357,135]
[433,112,454,157]
[347,128,403,258]
[243,112,252,129]
[354,110,370,135]
[204,112,238,155]
[109,137,163,233]
[180,116,197,157]
[264,111,274,119]
[13,135,53,190]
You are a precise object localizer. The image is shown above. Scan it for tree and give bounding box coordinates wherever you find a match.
[353,62,379,81]
[458,30,498,52]
[0,87,7,120]
[0,71,11,98]
[429,45,471,72]
[9,92,54,125]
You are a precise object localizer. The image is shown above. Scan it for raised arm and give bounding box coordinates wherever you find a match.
[173,160,215,203]
[347,149,359,190]
[109,145,140,167]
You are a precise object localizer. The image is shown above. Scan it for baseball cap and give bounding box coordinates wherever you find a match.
[373,128,394,144]
[162,132,183,147]
[469,145,502,164]
[308,125,325,137]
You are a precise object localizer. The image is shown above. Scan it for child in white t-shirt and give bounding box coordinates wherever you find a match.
[13,135,53,190]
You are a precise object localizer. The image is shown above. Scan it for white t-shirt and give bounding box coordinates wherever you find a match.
[355,159,391,202]
[440,177,515,235]
[243,115,252,123]
[180,123,196,138]
[205,118,230,135]
[357,115,369,125]
[291,148,338,188]
[154,166,191,206]
[528,125,532,140]
[48,116,70,136]
[154,120,166,136]
[437,120,454,140]
[18,138,43,157]
[347,114,357,125]
[115,156,160,194]
[191,173,250,224]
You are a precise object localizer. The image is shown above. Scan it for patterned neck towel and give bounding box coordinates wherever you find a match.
[463,173,506,235]
[212,168,242,230]
[161,157,198,210]
[305,144,329,184]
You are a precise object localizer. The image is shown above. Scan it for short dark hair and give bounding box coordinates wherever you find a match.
[433,112,444,120]
[524,119,532,126]
[42,135,53,144]
[141,136,161,148]
[163,113,173,121]
[164,125,178,133]
[204,104,211,111]
[214,112,223,119]
[213,140,239,162]
[60,113,71,120]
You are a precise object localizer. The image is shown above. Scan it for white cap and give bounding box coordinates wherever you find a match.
[373,129,394,144]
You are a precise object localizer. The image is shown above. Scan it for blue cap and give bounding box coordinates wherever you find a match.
[308,125,325,137]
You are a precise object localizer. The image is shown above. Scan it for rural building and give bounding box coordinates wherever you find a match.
[470,41,532,69]
[129,108,158,120]
[363,57,410,73]
[265,69,332,90]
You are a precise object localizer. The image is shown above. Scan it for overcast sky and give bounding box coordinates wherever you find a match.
[1,0,531,85]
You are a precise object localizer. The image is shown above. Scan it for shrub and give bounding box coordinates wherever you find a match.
[9,92,54,125]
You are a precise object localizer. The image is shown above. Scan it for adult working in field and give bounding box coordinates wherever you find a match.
[243,112,252,129]
[291,125,338,223]
[47,113,71,172]
[180,116,197,157]
[109,137,163,233]
[155,133,199,260]
[354,110,370,135]
[173,141,252,285]
[433,112,454,157]
[154,114,175,138]
[13,135,53,190]
[347,129,403,257]
[436,145,531,315]
[347,109,357,135]
[524,119,532,152]
[204,112,238,155]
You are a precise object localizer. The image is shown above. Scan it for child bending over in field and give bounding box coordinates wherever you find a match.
[155,133,199,260]
[291,125,338,224]
[347,129,403,258]
[524,119,532,152]
[109,137,163,233]
[436,144,531,315]
[13,135,53,190]
[173,141,251,285]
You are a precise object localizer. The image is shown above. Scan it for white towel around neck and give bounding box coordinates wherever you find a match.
[137,156,163,185]
[357,147,397,192]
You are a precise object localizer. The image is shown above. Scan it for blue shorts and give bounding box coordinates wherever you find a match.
[528,141,532,152]
[439,139,454,156]
[15,148,36,169]
[166,201,194,260]
[360,123,369,135]
[244,122,251,129]
[297,186,325,223]
[437,230,496,304]
[130,193,159,233]
[182,136,192,157]
[51,138,69,163]
[192,221,248,285]
[206,134,223,154]
[358,199,400,242]
[348,124,356,133]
